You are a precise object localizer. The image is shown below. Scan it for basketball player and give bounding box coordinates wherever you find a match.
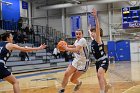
[88,8,111,93]
[59,29,89,93]
[0,32,46,93]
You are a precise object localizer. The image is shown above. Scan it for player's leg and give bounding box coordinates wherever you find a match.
[70,70,84,91]
[96,59,109,93]
[70,61,89,91]
[97,67,106,93]
[59,65,77,93]
[4,75,20,93]
[0,63,20,93]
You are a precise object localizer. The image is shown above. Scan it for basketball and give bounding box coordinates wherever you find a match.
[57,41,67,52]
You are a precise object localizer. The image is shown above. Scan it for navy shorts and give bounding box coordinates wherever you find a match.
[0,63,11,79]
[95,58,109,72]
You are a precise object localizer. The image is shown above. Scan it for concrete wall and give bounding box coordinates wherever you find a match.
[32,3,109,37]
[31,1,133,37]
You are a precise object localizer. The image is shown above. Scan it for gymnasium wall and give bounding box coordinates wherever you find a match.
[32,3,47,26]
[2,0,30,30]
[47,9,62,32]
[65,4,108,37]
[32,5,63,31]
[32,4,109,37]
[31,2,133,38]
[110,2,136,33]
[2,0,20,22]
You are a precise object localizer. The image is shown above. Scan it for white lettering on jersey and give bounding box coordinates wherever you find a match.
[0,47,3,53]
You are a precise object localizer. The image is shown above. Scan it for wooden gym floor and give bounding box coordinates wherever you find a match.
[0,61,140,93]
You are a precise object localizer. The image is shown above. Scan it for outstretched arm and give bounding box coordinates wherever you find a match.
[6,43,46,52]
[91,8,102,44]
[88,24,94,40]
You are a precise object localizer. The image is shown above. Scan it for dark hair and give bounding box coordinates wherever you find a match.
[76,29,83,34]
[1,32,11,41]
[90,28,103,37]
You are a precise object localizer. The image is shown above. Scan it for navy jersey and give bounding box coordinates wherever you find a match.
[0,41,11,63]
[91,39,106,60]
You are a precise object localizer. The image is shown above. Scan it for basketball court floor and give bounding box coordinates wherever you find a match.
[0,61,140,93]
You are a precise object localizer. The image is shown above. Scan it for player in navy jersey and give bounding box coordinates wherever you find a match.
[0,32,46,93]
[88,9,111,93]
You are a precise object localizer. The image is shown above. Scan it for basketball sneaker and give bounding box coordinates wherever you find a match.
[58,89,65,93]
[105,83,112,93]
[73,81,82,91]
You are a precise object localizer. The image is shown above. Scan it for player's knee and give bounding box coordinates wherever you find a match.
[70,77,75,83]
[11,79,19,85]
[97,71,104,79]
[64,72,71,78]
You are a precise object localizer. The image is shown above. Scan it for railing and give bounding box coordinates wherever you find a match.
[0,19,72,52]
[32,25,68,51]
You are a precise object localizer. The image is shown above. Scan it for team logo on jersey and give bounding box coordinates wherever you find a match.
[0,47,3,53]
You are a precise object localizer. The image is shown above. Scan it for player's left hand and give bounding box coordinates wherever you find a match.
[92,8,97,17]
[88,24,91,31]
[39,43,47,50]
[62,44,68,51]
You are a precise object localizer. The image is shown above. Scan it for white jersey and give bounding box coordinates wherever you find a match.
[73,38,89,61]
[72,38,89,72]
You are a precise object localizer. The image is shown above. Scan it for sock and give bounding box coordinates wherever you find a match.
[77,82,80,85]
[100,90,105,93]
[76,81,81,85]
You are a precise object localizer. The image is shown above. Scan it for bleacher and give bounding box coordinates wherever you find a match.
[0,20,72,74]
[4,43,68,73]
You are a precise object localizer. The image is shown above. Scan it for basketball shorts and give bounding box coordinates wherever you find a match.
[95,58,109,72]
[0,63,11,79]
[72,58,90,72]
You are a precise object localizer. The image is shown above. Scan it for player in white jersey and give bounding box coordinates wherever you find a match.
[59,29,89,93]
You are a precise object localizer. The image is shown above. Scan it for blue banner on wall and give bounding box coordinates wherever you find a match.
[88,13,96,28]
[2,0,20,22]
[70,16,81,38]
[22,1,28,9]
[2,0,20,30]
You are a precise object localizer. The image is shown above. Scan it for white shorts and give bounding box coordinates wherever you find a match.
[71,58,90,72]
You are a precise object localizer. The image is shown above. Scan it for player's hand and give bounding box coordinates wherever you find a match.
[62,44,68,51]
[88,24,91,31]
[91,8,97,17]
[39,43,47,50]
